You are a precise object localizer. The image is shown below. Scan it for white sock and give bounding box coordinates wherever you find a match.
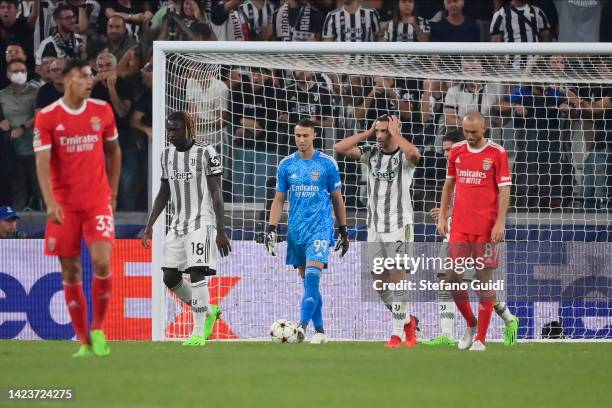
[191,279,210,336]
[170,280,192,305]
[391,290,408,337]
[494,302,515,324]
[438,290,455,338]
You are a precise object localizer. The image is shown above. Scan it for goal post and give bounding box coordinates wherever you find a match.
[152,41,612,342]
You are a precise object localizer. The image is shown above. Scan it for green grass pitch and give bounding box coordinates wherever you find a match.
[1,341,611,408]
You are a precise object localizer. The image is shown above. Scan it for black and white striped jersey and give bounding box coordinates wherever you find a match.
[489,4,550,42]
[237,0,276,37]
[322,5,380,42]
[383,17,430,42]
[161,142,222,235]
[359,145,416,233]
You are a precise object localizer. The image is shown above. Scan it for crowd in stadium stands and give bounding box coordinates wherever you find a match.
[0,0,610,215]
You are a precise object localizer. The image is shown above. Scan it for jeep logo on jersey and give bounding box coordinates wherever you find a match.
[90,116,101,131]
[171,170,193,180]
[483,158,493,171]
[310,170,320,182]
[374,170,396,181]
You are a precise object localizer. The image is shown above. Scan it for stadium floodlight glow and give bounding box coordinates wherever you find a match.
[152,41,612,342]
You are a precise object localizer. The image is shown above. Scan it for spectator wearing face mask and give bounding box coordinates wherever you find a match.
[0,59,40,210]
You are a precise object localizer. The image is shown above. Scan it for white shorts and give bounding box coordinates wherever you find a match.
[367,224,414,263]
[162,225,217,275]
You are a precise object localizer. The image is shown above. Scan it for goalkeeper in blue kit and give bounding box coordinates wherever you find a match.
[264,119,350,344]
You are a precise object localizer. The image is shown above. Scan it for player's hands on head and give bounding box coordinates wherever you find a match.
[436,218,448,239]
[334,225,350,257]
[388,115,400,136]
[141,227,152,249]
[46,201,64,225]
[216,231,232,257]
[264,225,277,256]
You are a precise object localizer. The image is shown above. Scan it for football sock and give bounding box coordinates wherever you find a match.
[391,289,408,337]
[452,290,476,328]
[312,295,324,333]
[377,289,393,312]
[438,289,455,338]
[191,279,210,337]
[91,274,112,331]
[63,281,90,345]
[476,290,496,342]
[494,301,515,324]
[170,279,192,305]
[300,266,321,328]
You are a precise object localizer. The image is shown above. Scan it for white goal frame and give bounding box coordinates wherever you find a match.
[151,41,612,341]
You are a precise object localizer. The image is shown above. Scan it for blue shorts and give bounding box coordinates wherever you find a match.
[286,236,331,268]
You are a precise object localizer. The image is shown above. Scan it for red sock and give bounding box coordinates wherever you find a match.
[91,274,112,331]
[452,290,476,327]
[476,291,495,343]
[64,282,90,345]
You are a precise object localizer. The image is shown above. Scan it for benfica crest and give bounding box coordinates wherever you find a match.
[483,158,493,171]
[310,169,320,182]
[90,116,101,132]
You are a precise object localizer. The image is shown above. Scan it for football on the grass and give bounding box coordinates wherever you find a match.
[270,319,298,343]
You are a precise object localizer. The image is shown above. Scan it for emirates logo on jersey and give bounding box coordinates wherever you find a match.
[90,116,101,132]
[482,158,493,171]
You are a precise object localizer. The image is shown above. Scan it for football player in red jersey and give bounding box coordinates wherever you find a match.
[34,59,121,357]
[437,112,511,352]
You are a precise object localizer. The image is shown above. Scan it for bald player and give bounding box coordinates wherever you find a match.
[437,112,512,351]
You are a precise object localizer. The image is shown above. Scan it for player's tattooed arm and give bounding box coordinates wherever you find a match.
[388,115,420,164]
[334,121,376,160]
[35,149,63,225]
[142,180,171,249]
[491,185,510,244]
[104,139,122,211]
[207,175,232,257]
[265,192,286,256]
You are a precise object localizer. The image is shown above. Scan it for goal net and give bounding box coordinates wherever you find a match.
[152,42,612,342]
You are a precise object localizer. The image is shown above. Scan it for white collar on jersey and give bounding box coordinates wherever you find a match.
[58,98,88,115]
[466,139,490,154]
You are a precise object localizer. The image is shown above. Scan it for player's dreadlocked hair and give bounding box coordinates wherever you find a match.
[168,111,197,141]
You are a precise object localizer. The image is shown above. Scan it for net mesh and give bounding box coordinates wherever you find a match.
[159,51,612,341]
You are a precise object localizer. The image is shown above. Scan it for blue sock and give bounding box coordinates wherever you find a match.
[312,295,324,333]
[299,266,321,328]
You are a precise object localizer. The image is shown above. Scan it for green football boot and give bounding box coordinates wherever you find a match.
[182,335,206,346]
[90,330,111,356]
[72,344,94,358]
[421,335,459,346]
[204,304,221,340]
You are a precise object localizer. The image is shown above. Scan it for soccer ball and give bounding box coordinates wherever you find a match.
[270,319,298,343]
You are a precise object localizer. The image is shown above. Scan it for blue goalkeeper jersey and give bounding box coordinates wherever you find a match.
[276,150,342,245]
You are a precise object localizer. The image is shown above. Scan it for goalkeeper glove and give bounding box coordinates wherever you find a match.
[264,225,277,256]
[334,225,350,258]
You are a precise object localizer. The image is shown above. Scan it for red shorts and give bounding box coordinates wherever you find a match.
[45,203,115,257]
[448,230,499,269]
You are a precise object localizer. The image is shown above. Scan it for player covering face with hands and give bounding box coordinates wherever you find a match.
[335,115,421,348]
[265,119,349,344]
[142,111,231,346]
[34,59,121,357]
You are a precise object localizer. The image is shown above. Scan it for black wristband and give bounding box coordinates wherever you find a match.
[267,224,277,233]
[338,225,348,238]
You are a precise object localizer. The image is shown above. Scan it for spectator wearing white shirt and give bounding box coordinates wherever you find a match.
[186,70,229,147]
[322,0,380,42]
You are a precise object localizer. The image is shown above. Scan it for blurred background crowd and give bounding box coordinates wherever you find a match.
[0,0,610,222]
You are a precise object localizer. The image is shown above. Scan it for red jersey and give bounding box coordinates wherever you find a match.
[446,140,511,235]
[33,98,118,211]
